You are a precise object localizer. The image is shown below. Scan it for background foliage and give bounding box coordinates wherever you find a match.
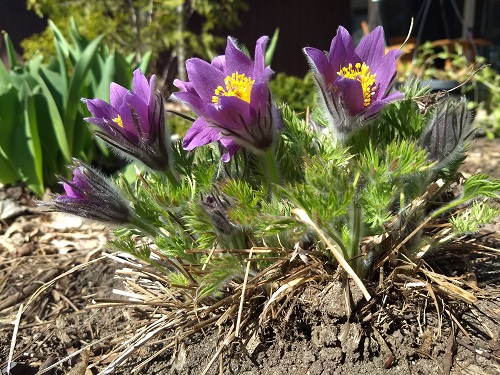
[0,21,149,195]
[22,0,248,83]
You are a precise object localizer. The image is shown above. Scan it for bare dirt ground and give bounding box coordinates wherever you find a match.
[0,136,499,375]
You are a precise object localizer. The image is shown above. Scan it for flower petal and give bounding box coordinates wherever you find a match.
[86,98,118,120]
[253,36,269,76]
[355,26,385,69]
[373,49,401,98]
[219,138,240,162]
[185,58,226,102]
[335,77,366,115]
[132,69,152,104]
[225,37,253,77]
[183,118,221,151]
[126,93,150,135]
[110,83,129,109]
[365,91,404,119]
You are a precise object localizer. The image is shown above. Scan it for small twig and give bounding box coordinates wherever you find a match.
[236,248,253,337]
[292,208,371,301]
[7,303,23,375]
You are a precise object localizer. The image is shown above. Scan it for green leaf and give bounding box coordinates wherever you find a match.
[23,94,44,196]
[64,34,104,152]
[30,69,71,162]
[2,31,19,70]
[138,50,152,74]
[265,28,279,66]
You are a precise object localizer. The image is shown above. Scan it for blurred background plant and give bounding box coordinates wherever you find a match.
[397,41,500,138]
[22,0,248,85]
[270,72,316,114]
[0,20,150,196]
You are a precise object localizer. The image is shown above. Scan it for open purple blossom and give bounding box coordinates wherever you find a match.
[48,161,132,224]
[84,69,171,171]
[304,26,403,138]
[172,36,282,162]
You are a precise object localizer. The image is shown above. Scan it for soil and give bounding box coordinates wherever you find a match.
[0,136,499,375]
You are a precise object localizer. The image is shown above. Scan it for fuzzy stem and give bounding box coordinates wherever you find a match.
[163,167,180,188]
[261,147,280,195]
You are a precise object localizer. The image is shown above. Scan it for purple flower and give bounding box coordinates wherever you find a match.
[304,26,403,138]
[49,160,132,224]
[84,69,171,171]
[173,36,282,162]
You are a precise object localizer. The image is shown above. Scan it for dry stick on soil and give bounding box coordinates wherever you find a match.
[236,248,253,337]
[291,208,371,301]
[6,303,23,375]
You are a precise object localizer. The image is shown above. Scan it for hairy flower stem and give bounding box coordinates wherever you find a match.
[261,147,280,196]
[163,167,180,188]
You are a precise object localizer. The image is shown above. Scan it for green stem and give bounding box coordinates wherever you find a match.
[261,147,280,195]
[163,167,180,188]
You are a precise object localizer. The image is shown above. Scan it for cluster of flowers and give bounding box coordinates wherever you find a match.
[48,26,464,225]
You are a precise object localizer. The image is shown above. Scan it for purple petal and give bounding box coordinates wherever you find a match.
[304,47,330,82]
[373,49,401,98]
[253,36,269,76]
[211,55,226,72]
[333,26,355,55]
[185,58,226,102]
[249,78,270,114]
[219,138,240,162]
[110,83,129,109]
[355,26,385,69]
[172,91,208,117]
[86,98,118,120]
[63,182,81,198]
[132,69,152,103]
[126,94,150,135]
[365,91,404,119]
[225,37,253,77]
[335,77,366,115]
[117,103,140,143]
[183,118,221,150]
[206,97,251,131]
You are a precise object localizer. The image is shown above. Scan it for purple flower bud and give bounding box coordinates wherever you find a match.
[200,192,237,236]
[84,70,171,171]
[48,160,132,224]
[172,36,282,162]
[304,26,403,138]
[419,97,474,167]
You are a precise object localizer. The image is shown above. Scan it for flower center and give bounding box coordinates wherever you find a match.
[112,114,123,127]
[337,62,377,107]
[212,72,255,104]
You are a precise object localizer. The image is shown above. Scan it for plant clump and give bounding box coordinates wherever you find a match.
[44,26,500,372]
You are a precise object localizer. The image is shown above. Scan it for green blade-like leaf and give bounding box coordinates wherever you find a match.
[265,28,279,66]
[23,93,44,196]
[64,34,104,152]
[138,50,152,73]
[31,71,71,162]
[2,31,19,70]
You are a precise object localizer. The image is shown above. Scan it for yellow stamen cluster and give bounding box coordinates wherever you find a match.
[112,114,124,127]
[212,72,255,104]
[337,62,377,107]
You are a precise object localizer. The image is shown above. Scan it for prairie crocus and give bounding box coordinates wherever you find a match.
[419,97,473,168]
[84,69,171,171]
[49,161,132,224]
[172,36,282,162]
[304,26,403,138]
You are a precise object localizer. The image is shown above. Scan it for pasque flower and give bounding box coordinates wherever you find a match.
[419,97,473,168]
[173,36,282,162]
[304,26,403,137]
[49,160,132,224]
[84,69,171,171]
